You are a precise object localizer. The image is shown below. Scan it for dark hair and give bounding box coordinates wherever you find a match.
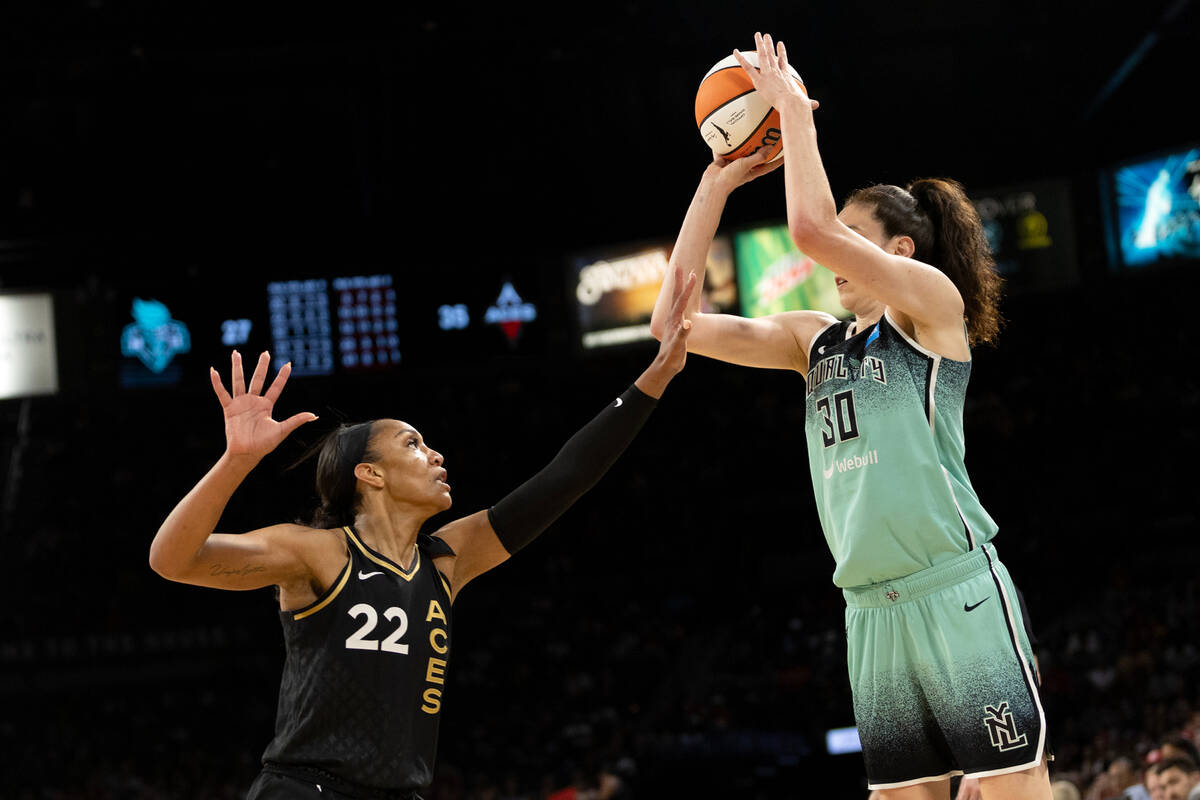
[1163,737,1200,767]
[292,421,381,529]
[1153,756,1200,775]
[843,178,1004,347]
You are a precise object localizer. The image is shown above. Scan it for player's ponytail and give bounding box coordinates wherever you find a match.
[907,178,1003,346]
[291,421,379,528]
[845,178,1003,346]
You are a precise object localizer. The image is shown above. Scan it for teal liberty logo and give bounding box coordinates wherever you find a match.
[121,299,191,373]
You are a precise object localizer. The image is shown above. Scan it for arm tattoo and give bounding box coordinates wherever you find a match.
[209,562,267,577]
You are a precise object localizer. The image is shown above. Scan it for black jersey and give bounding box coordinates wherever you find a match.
[260,526,454,793]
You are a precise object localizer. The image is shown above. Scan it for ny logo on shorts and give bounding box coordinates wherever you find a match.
[983,702,1028,752]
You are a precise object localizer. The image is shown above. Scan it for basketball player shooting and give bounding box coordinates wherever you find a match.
[651,32,1050,800]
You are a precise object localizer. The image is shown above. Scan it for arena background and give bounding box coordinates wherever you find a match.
[1,2,1197,797]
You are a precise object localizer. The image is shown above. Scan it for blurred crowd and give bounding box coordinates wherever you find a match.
[1,271,1196,798]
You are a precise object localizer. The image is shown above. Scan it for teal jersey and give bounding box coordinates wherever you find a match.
[804,312,998,588]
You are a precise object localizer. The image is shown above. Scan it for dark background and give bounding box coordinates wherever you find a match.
[1,1,1197,797]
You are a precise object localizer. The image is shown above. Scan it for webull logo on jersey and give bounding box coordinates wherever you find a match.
[822,449,880,480]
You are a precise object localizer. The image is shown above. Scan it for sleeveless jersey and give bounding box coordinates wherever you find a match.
[803,312,998,588]
[261,526,454,792]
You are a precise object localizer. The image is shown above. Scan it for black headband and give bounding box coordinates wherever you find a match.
[343,421,374,468]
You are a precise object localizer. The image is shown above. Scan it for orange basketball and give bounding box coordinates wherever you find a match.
[695,51,806,162]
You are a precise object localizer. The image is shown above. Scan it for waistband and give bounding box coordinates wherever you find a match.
[842,543,996,608]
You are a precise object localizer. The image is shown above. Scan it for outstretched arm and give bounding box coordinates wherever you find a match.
[148,351,320,590]
[649,137,835,374]
[650,149,781,335]
[735,32,964,330]
[433,268,698,598]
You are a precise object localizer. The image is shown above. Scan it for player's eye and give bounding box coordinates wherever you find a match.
[408,438,419,448]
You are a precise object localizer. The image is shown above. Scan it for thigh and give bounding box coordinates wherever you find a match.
[874,778,952,800]
[978,760,1051,800]
[915,566,1046,778]
[846,605,960,789]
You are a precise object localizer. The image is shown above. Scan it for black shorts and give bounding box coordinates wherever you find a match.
[247,767,423,800]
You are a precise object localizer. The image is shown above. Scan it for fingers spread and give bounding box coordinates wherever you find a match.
[210,367,232,408]
[263,361,292,404]
[732,48,754,77]
[231,350,245,396]
[248,351,270,396]
[280,412,319,438]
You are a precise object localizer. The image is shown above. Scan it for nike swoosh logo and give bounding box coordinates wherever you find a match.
[818,345,826,354]
[822,463,835,480]
[614,397,623,408]
[964,598,989,612]
[358,570,383,580]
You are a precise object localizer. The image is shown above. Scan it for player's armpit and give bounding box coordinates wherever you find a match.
[430,510,510,600]
[686,310,837,373]
[155,523,323,591]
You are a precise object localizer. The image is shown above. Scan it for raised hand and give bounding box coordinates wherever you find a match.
[209,351,317,460]
[654,264,697,377]
[705,146,785,193]
[732,32,818,113]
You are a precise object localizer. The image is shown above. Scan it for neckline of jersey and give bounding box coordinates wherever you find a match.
[343,526,421,579]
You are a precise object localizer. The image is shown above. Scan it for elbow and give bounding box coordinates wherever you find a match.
[148,541,181,581]
[148,550,171,580]
[787,218,843,265]
[787,217,825,255]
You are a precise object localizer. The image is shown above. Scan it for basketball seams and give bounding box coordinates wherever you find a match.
[730,110,776,158]
[696,89,757,127]
[695,52,803,161]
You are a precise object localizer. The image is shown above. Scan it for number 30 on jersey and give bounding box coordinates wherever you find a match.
[816,390,859,447]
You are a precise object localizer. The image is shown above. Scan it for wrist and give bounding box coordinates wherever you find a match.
[698,166,725,193]
[778,93,814,122]
[219,450,262,474]
[697,172,735,207]
[635,359,676,398]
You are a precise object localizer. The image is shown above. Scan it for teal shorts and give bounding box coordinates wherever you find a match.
[843,543,1047,790]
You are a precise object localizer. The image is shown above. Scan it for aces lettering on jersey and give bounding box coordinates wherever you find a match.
[421,600,449,715]
[342,597,450,716]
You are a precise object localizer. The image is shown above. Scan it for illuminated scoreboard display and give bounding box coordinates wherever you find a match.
[267,279,334,376]
[333,274,401,370]
[266,275,402,377]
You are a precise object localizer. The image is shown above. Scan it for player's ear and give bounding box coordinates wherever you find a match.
[891,235,915,258]
[354,462,385,489]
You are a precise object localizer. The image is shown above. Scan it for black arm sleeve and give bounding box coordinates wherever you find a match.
[487,383,658,554]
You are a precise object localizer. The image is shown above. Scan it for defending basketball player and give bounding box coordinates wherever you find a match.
[148,269,697,798]
[649,32,1050,800]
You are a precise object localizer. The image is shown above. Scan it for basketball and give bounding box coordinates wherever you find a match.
[695,51,806,163]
